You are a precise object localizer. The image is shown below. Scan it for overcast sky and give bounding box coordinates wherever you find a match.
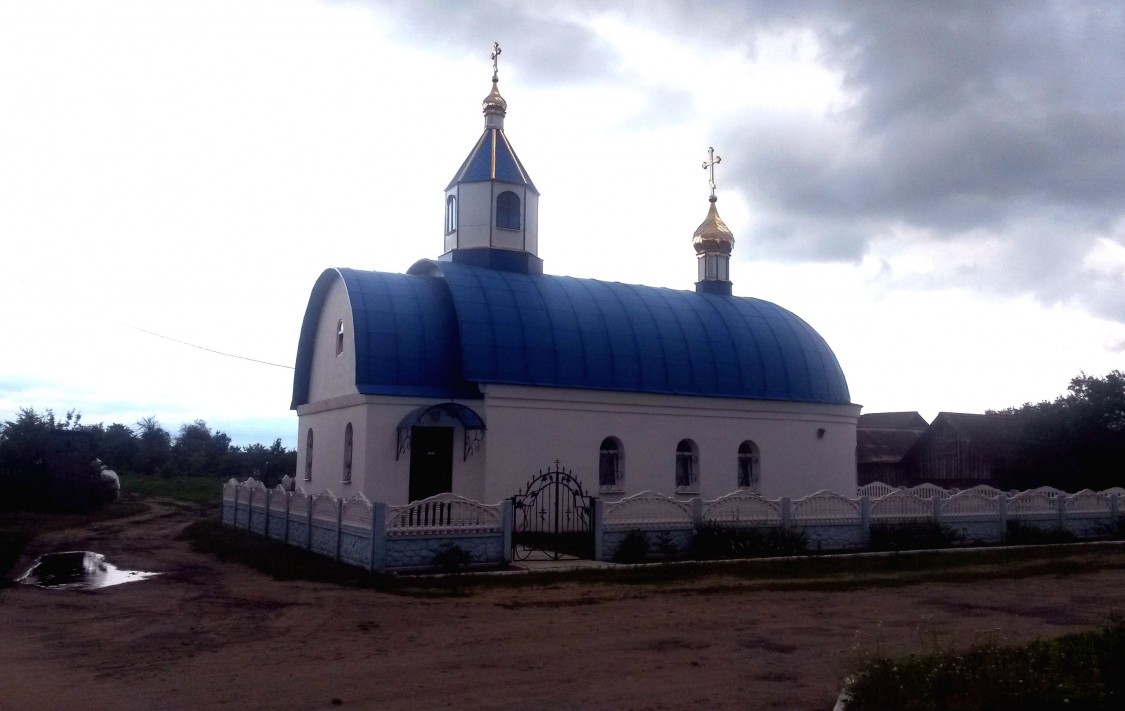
[2,0,1123,448]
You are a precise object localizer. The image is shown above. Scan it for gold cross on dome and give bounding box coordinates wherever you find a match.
[491,42,502,82]
[702,146,722,200]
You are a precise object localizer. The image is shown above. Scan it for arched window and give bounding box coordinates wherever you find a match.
[738,440,760,493]
[304,428,314,481]
[496,190,520,230]
[675,439,698,491]
[445,195,457,234]
[342,423,353,484]
[599,437,622,490]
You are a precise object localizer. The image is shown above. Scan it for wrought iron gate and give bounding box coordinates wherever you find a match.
[510,461,594,561]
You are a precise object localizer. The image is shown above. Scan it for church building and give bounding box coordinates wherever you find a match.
[291,47,860,505]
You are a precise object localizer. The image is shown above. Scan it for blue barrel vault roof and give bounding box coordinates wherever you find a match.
[292,263,851,408]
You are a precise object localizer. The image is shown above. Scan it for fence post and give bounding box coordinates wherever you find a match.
[283,489,290,545]
[334,497,343,562]
[859,496,871,545]
[305,493,313,551]
[244,484,253,532]
[998,494,1009,542]
[1058,494,1067,531]
[229,484,238,529]
[691,497,703,528]
[592,498,605,562]
[932,495,943,525]
[501,499,514,564]
[780,497,792,530]
[1111,493,1121,528]
[264,486,271,538]
[370,502,387,572]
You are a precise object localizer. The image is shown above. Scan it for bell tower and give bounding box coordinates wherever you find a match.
[441,43,542,275]
[693,146,735,296]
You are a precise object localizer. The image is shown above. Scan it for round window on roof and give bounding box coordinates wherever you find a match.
[496,191,520,230]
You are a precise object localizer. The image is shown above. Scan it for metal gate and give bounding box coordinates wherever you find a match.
[510,461,594,561]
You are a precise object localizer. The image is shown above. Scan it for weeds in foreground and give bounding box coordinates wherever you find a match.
[845,617,1125,710]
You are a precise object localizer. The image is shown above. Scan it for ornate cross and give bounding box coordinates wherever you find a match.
[491,42,502,82]
[702,146,722,200]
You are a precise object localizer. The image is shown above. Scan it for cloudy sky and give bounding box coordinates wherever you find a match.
[2,0,1123,448]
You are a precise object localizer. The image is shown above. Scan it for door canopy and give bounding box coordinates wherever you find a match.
[395,403,486,462]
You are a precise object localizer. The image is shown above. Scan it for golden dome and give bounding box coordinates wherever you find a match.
[482,80,507,117]
[692,198,735,254]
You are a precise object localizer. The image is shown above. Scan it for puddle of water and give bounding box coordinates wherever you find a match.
[18,551,160,590]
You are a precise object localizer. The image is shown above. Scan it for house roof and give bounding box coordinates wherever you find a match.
[857,428,924,464]
[858,411,928,431]
[903,412,1024,464]
[292,263,852,408]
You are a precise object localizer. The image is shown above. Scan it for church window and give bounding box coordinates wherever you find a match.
[738,440,760,493]
[675,439,698,491]
[445,195,457,234]
[496,190,520,230]
[599,437,622,490]
[304,429,314,481]
[335,319,345,357]
[342,423,353,484]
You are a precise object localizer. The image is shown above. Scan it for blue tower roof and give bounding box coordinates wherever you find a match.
[292,264,851,408]
[445,128,538,192]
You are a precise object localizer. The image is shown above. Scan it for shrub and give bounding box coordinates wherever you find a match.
[612,530,650,564]
[692,523,808,560]
[868,521,962,553]
[845,617,1125,710]
[1005,520,1078,546]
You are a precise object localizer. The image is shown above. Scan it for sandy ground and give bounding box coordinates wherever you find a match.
[3,502,1125,711]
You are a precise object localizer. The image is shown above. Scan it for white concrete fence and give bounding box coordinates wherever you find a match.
[221,478,512,571]
[222,478,1125,570]
[595,483,1125,559]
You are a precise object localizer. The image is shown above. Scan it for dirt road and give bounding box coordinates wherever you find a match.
[3,502,1124,710]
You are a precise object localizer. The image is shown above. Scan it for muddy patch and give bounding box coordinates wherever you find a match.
[18,551,160,590]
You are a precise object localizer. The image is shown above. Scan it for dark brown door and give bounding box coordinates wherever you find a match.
[408,426,454,502]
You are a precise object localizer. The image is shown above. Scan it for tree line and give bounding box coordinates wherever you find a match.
[988,370,1125,491]
[0,408,297,512]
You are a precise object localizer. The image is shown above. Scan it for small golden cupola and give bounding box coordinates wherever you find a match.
[693,146,735,295]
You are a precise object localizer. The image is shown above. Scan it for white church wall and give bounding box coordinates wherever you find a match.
[478,384,859,503]
[454,182,492,250]
[295,398,367,496]
[524,191,538,255]
[298,395,489,504]
[307,278,358,404]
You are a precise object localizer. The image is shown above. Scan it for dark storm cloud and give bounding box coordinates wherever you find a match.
[700,1,1124,321]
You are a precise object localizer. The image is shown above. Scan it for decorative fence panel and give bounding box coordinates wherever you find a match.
[869,490,934,523]
[857,482,899,498]
[267,486,289,541]
[702,490,782,526]
[222,480,509,571]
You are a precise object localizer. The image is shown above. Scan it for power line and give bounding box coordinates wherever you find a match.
[118,322,295,370]
[6,274,295,371]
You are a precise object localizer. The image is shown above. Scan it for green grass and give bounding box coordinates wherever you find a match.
[844,617,1125,710]
[118,474,223,506]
